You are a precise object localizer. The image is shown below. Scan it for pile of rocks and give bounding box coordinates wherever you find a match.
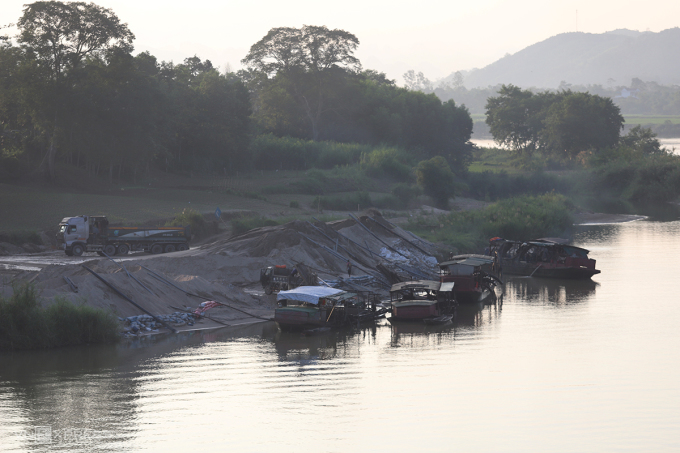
[120,312,197,335]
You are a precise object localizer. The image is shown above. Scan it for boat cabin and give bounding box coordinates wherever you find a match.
[388,280,455,321]
[438,255,501,304]
[490,238,600,279]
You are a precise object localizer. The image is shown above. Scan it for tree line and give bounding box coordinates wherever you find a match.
[0,3,473,183]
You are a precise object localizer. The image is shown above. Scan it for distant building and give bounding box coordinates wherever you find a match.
[615,88,639,99]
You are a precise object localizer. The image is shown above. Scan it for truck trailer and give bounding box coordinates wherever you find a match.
[57,215,190,256]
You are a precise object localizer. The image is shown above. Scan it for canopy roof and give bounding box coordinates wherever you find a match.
[390,280,441,292]
[439,255,494,268]
[277,286,346,305]
[525,241,590,254]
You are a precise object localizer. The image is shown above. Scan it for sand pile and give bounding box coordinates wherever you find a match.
[7,213,446,330]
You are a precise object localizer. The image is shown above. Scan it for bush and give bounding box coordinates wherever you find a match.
[166,208,210,240]
[289,200,300,208]
[231,216,280,235]
[416,156,456,209]
[250,135,369,170]
[0,282,119,350]
[464,170,569,200]
[407,193,574,253]
[590,154,680,202]
[360,146,414,181]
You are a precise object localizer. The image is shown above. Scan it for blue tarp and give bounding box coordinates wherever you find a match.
[277,286,345,305]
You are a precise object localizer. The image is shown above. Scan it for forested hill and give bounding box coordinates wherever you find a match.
[458,28,680,89]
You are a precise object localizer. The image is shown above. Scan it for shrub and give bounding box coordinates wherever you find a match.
[289,200,300,208]
[166,208,209,240]
[0,282,119,351]
[415,156,456,209]
[360,146,414,181]
[407,193,574,253]
[464,170,569,200]
[250,135,369,170]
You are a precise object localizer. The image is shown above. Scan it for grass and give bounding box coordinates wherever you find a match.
[0,282,120,350]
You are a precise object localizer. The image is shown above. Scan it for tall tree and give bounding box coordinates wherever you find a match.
[16,1,134,180]
[242,25,360,140]
[17,1,134,79]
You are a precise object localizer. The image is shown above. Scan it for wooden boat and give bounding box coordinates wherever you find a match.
[490,238,600,279]
[388,280,456,321]
[438,255,503,304]
[275,286,352,330]
[275,286,385,330]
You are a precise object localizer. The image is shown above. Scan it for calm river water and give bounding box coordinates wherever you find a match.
[2,212,680,452]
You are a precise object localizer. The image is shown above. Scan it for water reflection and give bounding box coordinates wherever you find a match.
[505,276,598,305]
[3,213,680,452]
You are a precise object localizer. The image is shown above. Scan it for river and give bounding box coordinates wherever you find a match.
[2,212,680,452]
[471,137,680,153]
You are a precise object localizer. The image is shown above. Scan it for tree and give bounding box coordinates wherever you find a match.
[619,125,663,156]
[18,1,134,79]
[415,156,456,209]
[403,70,433,92]
[16,1,135,181]
[242,25,360,140]
[486,85,624,162]
[541,91,623,159]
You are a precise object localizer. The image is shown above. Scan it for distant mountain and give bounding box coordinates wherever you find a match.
[453,28,680,89]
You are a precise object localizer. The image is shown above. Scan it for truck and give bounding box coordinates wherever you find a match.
[260,265,303,295]
[57,215,190,256]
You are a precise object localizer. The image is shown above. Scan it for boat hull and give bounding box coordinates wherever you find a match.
[390,300,439,321]
[502,261,600,279]
[275,306,328,330]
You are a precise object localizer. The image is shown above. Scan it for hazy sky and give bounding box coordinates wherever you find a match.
[2,0,679,84]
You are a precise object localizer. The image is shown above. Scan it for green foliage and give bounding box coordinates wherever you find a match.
[289,200,300,208]
[408,193,574,253]
[231,216,279,236]
[360,146,414,181]
[243,29,474,169]
[166,208,207,239]
[415,157,456,209]
[464,171,569,201]
[485,85,624,163]
[0,282,119,350]
[590,154,680,202]
[249,134,368,171]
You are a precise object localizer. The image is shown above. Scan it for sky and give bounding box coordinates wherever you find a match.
[2,0,679,84]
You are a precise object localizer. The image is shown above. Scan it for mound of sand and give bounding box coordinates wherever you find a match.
[6,213,446,330]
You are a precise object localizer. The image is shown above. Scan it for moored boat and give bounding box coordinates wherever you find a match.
[275,286,385,330]
[388,280,456,322]
[275,286,352,330]
[438,255,503,304]
[490,238,600,279]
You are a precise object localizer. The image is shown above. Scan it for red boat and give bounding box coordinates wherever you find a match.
[438,255,503,304]
[490,238,600,279]
[388,280,456,322]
